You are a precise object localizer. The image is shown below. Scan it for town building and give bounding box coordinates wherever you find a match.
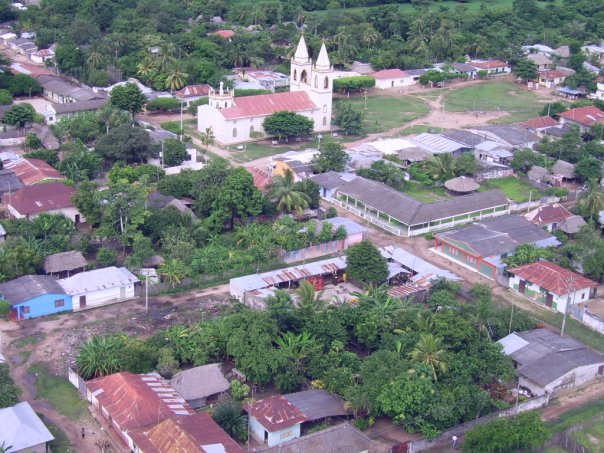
[469,60,511,75]
[0,401,55,453]
[0,169,23,201]
[4,157,64,186]
[7,182,82,223]
[43,250,88,278]
[433,215,559,280]
[198,36,333,145]
[527,53,553,70]
[372,68,412,89]
[498,329,604,396]
[508,261,597,313]
[246,395,309,447]
[236,69,290,92]
[174,84,211,107]
[524,203,574,232]
[0,274,72,321]
[44,98,109,125]
[37,74,107,104]
[169,363,230,409]
[558,106,604,132]
[537,68,574,88]
[309,171,356,201]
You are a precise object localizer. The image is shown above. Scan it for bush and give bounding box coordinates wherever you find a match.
[185,97,209,115]
[162,139,189,167]
[424,232,434,240]
[0,363,21,408]
[156,347,178,379]
[159,121,183,135]
[97,247,117,267]
[333,76,375,93]
[325,207,337,218]
[24,132,43,150]
[24,149,59,166]
[229,379,250,400]
[146,97,181,112]
[0,89,12,105]
[0,299,10,317]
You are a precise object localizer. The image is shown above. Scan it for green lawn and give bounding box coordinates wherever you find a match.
[13,333,45,348]
[479,177,541,202]
[402,183,449,203]
[573,421,604,450]
[335,96,429,134]
[41,416,75,453]
[443,82,545,123]
[29,363,88,421]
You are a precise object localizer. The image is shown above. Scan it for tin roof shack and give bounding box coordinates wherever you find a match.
[246,395,309,447]
[498,329,604,396]
[229,257,346,308]
[169,363,230,409]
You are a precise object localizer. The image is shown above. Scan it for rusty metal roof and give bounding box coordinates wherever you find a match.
[245,395,308,432]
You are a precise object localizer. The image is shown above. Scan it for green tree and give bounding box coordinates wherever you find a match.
[76,335,124,379]
[513,57,539,82]
[269,169,311,214]
[3,103,35,127]
[509,148,544,173]
[8,74,42,97]
[334,103,364,135]
[73,182,102,225]
[199,126,215,154]
[578,179,604,221]
[211,167,263,229]
[455,153,477,176]
[162,139,189,167]
[262,111,314,141]
[575,157,603,183]
[410,333,449,382]
[165,66,189,93]
[24,133,42,150]
[0,89,11,105]
[58,142,103,181]
[109,82,147,118]
[212,399,248,441]
[0,363,20,408]
[55,43,85,77]
[423,153,457,181]
[295,281,329,322]
[503,244,554,267]
[311,141,350,173]
[159,258,189,287]
[95,125,156,164]
[97,247,117,267]
[346,240,389,285]
[357,160,405,190]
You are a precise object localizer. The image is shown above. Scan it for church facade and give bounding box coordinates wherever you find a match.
[197,36,333,145]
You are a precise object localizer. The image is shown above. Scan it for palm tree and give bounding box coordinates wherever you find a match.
[275,331,317,363]
[212,400,247,441]
[579,178,604,221]
[137,57,156,79]
[471,298,494,340]
[423,153,457,182]
[165,66,189,93]
[270,169,311,214]
[76,335,124,379]
[295,281,329,321]
[410,333,449,382]
[159,258,189,288]
[86,50,105,69]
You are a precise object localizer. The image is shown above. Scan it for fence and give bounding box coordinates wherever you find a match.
[568,305,604,334]
[279,239,346,264]
[405,394,550,453]
[508,195,561,214]
[68,367,87,397]
[540,413,604,453]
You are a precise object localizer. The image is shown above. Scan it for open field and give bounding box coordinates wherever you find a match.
[402,183,449,203]
[479,177,542,202]
[443,82,545,124]
[547,399,604,433]
[335,95,429,134]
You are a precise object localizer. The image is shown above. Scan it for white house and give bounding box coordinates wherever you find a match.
[0,402,54,453]
[372,68,412,89]
[499,329,604,396]
[197,36,333,145]
[60,266,139,311]
[508,261,597,314]
[246,395,308,447]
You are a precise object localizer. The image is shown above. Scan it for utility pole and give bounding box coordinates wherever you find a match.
[560,276,575,337]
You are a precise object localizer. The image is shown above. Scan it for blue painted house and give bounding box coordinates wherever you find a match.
[309,171,357,201]
[0,275,72,320]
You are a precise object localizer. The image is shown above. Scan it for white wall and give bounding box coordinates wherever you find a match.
[522,363,604,396]
[375,78,413,89]
[8,206,83,223]
[509,274,592,314]
[249,416,301,447]
[72,284,135,311]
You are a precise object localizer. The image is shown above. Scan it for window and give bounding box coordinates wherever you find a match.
[324,76,329,89]
[280,431,292,440]
[293,69,297,81]
[467,256,476,265]
[323,104,327,113]
[314,75,318,88]
[232,127,237,138]
[322,116,327,126]
[22,306,30,314]
[54,299,65,308]
[250,125,255,135]
[582,292,586,300]
[300,70,307,84]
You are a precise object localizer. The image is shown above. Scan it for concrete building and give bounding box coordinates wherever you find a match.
[372,68,413,89]
[246,395,308,447]
[0,275,71,321]
[7,182,82,223]
[0,402,54,453]
[499,329,604,396]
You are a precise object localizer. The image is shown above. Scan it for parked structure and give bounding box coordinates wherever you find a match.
[169,363,230,409]
[0,274,71,320]
[508,261,597,313]
[0,401,55,452]
[498,329,604,396]
[61,266,139,311]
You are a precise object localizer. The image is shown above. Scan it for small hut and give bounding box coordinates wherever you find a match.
[397,147,431,165]
[552,160,576,185]
[43,251,87,278]
[444,176,480,195]
[527,165,551,184]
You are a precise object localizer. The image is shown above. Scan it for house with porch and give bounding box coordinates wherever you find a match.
[334,176,509,237]
[433,215,560,280]
[508,261,597,313]
[0,275,72,321]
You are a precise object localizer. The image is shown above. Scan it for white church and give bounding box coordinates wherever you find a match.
[197,36,334,145]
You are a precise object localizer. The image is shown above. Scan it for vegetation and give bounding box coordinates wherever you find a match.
[146,97,181,112]
[333,76,375,93]
[0,363,21,408]
[311,141,350,173]
[263,111,314,141]
[346,240,389,285]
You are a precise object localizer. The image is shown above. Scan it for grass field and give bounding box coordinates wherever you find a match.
[402,183,449,203]
[572,421,604,450]
[443,82,545,123]
[547,399,604,433]
[29,363,88,421]
[399,124,441,136]
[479,177,541,202]
[335,96,429,134]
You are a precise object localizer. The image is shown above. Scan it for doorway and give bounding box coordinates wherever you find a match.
[80,295,87,308]
[518,280,526,294]
[545,293,553,307]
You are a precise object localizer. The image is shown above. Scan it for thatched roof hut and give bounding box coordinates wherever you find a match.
[444,176,480,194]
[43,251,87,276]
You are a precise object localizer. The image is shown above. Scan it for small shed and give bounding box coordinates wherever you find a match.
[527,165,551,183]
[170,363,230,409]
[43,250,87,277]
[246,395,308,447]
[552,159,575,183]
[397,147,431,165]
[444,176,480,194]
[284,389,348,422]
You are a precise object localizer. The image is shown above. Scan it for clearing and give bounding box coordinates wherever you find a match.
[479,177,543,202]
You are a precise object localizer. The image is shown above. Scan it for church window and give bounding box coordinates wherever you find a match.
[293,70,297,81]
[323,104,327,113]
[324,76,329,89]
[322,116,327,126]
[224,102,227,108]
[301,70,307,84]
[314,75,318,88]
[232,127,237,138]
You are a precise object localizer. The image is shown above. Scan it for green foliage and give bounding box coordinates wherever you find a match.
[212,399,248,441]
[0,363,20,408]
[0,299,9,317]
[575,157,603,182]
[346,240,389,285]
[263,111,314,141]
[156,347,179,378]
[76,335,124,379]
[95,125,156,164]
[3,103,35,127]
[146,97,181,112]
[513,57,539,82]
[24,132,42,150]
[503,244,554,267]
[357,160,406,190]
[24,149,59,166]
[58,142,103,181]
[210,167,264,229]
[108,163,163,184]
[0,89,11,105]
[541,102,569,119]
[97,247,118,267]
[110,82,147,117]
[8,74,41,97]
[270,169,311,214]
[334,102,364,135]
[333,76,375,93]
[325,207,337,218]
[185,97,209,115]
[229,379,250,400]
[510,148,547,173]
[162,139,189,167]
[311,141,350,173]
[461,411,550,453]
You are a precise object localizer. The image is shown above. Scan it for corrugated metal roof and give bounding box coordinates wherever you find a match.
[411,133,466,154]
[283,389,347,421]
[508,261,597,296]
[219,91,316,120]
[380,245,461,281]
[0,274,67,306]
[524,203,573,226]
[0,402,54,451]
[372,68,406,79]
[5,158,64,186]
[245,395,308,431]
[59,266,139,295]
[559,106,604,127]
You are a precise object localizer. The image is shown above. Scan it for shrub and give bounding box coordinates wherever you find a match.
[23,149,59,166]
[97,248,117,267]
[0,299,10,317]
[325,207,337,218]
[185,97,209,115]
[333,76,375,93]
[146,97,181,112]
[0,89,12,105]
[156,347,178,379]
[229,379,250,400]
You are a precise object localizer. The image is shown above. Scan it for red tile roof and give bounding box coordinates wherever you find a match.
[372,69,406,79]
[470,60,509,69]
[509,261,597,296]
[522,116,559,129]
[9,182,75,216]
[175,84,211,98]
[4,158,64,186]
[85,372,194,432]
[246,166,273,192]
[246,395,308,431]
[559,106,604,127]
[219,91,316,120]
[524,203,573,226]
[130,413,244,453]
[213,30,235,39]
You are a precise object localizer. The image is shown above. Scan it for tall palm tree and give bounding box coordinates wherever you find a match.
[275,331,317,363]
[137,57,156,78]
[471,298,494,340]
[165,66,189,93]
[423,153,457,182]
[86,50,104,69]
[579,178,604,221]
[295,281,329,320]
[410,333,449,382]
[270,169,311,214]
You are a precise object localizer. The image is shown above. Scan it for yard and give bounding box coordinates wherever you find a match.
[479,177,541,202]
[402,183,449,203]
[335,95,429,134]
[443,82,546,124]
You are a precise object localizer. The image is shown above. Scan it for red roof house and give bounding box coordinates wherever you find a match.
[175,84,211,103]
[246,166,273,192]
[130,413,244,453]
[372,69,406,79]
[371,68,411,89]
[470,60,509,70]
[4,158,64,186]
[524,203,573,231]
[212,30,235,39]
[522,116,559,130]
[7,182,80,221]
[218,91,316,120]
[508,261,597,313]
[559,106,604,130]
[246,395,309,447]
[85,372,194,450]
